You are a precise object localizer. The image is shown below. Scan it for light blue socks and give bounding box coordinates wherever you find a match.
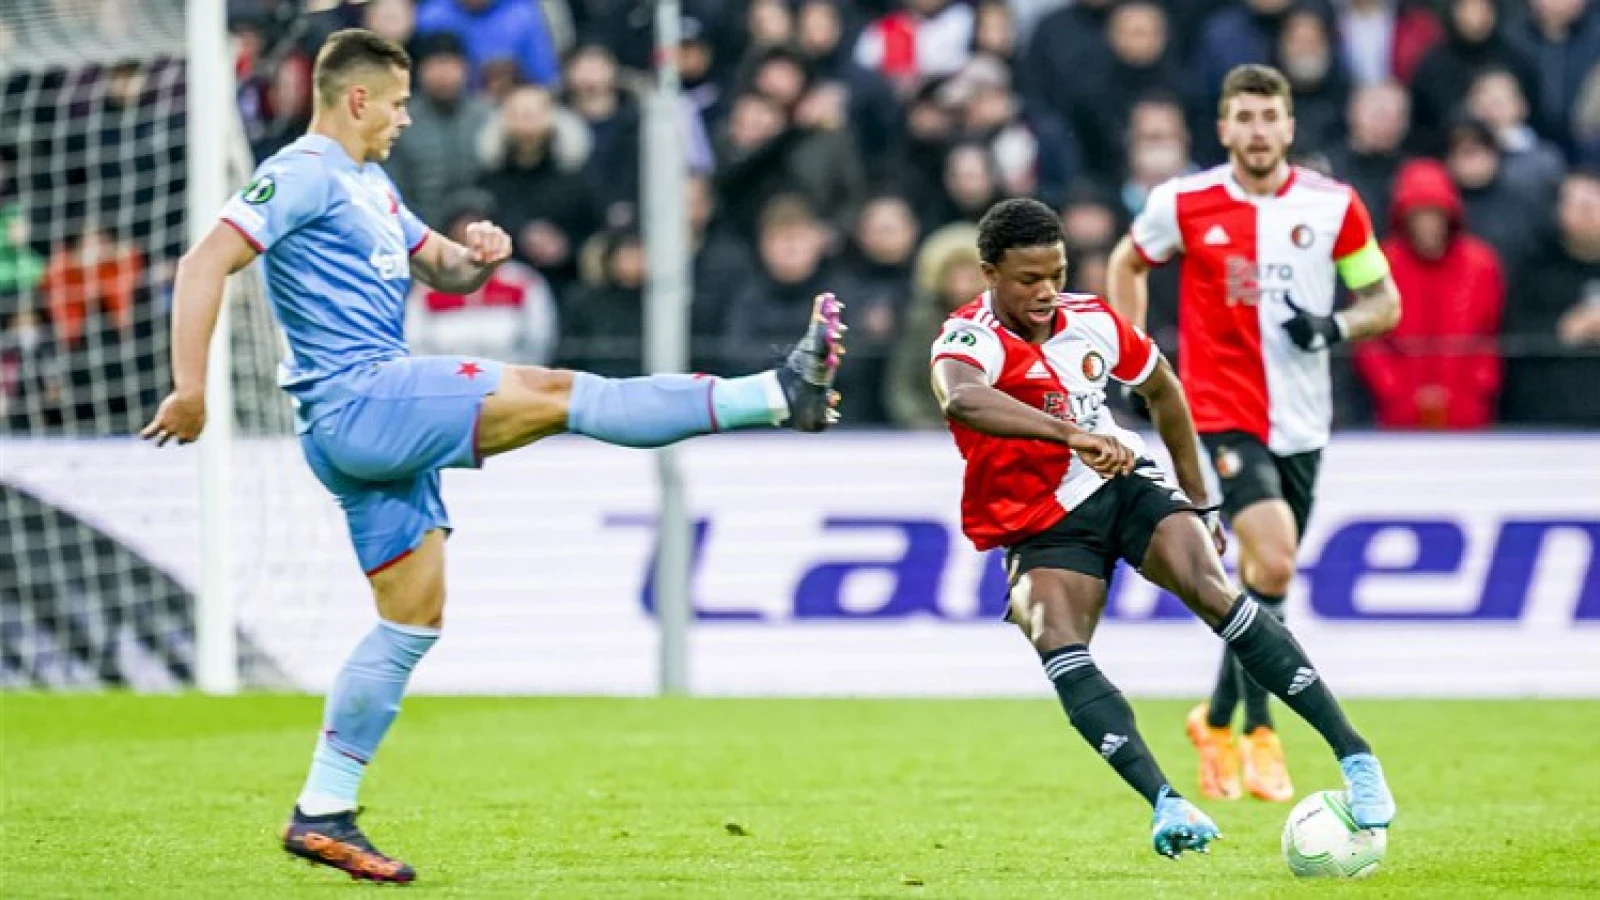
[297,620,439,815]
[566,371,788,447]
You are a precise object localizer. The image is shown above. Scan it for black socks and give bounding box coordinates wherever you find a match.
[1042,645,1176,806]
[1207,589,1285,731]
[1214,596,1371,759]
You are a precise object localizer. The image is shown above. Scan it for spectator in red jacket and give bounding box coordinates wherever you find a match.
[1356,158,1505,429]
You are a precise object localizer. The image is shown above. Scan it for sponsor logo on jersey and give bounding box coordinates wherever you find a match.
[1225,256,1261,306]
[1081,351,1106,380]
[1223,257,1302,306]
[1291,224,1315,249]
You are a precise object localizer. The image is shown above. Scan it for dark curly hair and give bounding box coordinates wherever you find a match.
[976,198,1063,266]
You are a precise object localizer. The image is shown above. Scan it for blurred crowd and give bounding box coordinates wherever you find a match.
[3,0,1598,432]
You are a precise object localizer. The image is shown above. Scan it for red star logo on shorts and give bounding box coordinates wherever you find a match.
[456,361,483,380]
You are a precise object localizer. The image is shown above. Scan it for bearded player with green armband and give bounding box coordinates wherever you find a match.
[1106,64,1402,808]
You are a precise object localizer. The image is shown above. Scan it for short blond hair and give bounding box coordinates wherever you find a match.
[314,29,411,107]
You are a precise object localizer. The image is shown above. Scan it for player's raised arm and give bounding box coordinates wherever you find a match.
[1283,193,1403,350]
[1322,266,1402,344]
[139,223,259,446]
[384,159,508,294]
[407,221,512,295]
[1284,272,1401,351]
[932,357,1134,477]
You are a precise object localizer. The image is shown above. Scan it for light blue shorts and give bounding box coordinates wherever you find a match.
[297,356,504,574]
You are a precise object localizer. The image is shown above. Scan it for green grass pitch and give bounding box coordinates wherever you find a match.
[5,696,1598,898]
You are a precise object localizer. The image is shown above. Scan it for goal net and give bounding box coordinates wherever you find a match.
[0,0,349,689]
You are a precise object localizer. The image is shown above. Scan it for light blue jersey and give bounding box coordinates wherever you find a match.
[220,133,429,409]
[222,132,504,574]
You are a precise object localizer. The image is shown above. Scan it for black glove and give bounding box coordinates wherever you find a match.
[1282,295,1344,351]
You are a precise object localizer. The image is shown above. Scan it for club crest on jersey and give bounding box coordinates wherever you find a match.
[1291,224,1315,249]
[1081,351,1106,380]
[1214,447,1242,479]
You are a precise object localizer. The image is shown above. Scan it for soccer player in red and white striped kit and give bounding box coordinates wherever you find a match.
[931,199,1395,858]
[1108,64,1402,804]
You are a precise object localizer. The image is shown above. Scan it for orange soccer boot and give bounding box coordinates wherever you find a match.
[1240,726,1295,803]
[1185,703,1242,800]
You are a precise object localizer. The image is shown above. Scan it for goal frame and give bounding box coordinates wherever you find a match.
[190,0,237,694]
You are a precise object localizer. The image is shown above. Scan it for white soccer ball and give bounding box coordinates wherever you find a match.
[1281,790,1387,878]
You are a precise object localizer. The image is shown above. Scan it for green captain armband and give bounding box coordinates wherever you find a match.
[1336,238,1390,290]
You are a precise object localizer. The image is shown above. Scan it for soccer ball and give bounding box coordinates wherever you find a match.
[1281,790,1387,878]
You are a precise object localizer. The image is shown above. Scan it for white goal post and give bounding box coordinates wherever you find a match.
[1,0,300,692]
[188,0,237,694]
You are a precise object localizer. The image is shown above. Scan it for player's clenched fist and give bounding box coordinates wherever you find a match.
[1066,431,1136,477]
[140,389,206,447]
[462,221,512,267]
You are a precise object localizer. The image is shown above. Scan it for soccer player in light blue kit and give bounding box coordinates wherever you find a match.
[141,30,844,883]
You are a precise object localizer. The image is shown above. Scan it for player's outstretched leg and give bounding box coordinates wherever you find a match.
[477,293,844,457]
[1139,513,1396,829]
[568,290,844,442]
[1011,567,1219,858]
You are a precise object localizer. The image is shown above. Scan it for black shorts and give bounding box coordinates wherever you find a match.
[1004,459,1199,585]
[1199,431,1322,536]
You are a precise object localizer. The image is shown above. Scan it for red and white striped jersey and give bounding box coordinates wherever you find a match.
[1130,165,1382,452]
[932,292,1160,551]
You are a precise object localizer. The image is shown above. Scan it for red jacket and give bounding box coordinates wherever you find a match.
[1356,159,1505,429]
[1391,2,1444,83]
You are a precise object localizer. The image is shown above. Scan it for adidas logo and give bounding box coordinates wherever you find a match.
[1026,361,1051,380]
[1099,733,1129,760]
[1203,224,1231,246]
[1288,667,1319,696]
